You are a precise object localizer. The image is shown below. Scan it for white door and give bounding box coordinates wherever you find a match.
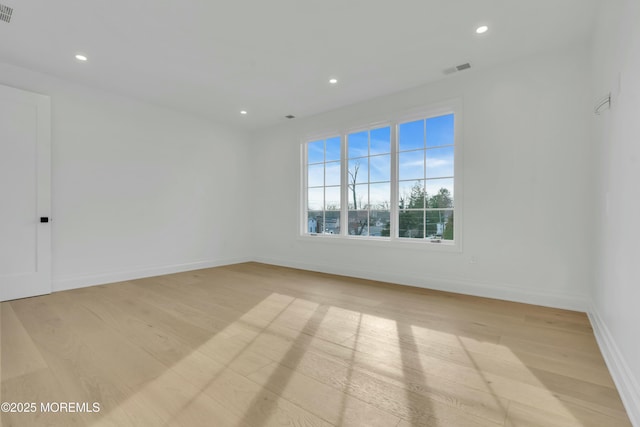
[0,84,51,302]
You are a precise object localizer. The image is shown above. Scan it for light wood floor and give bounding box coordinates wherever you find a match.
[0,262,632,427]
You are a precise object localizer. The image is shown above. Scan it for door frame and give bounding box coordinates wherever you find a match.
[0,84,52,302]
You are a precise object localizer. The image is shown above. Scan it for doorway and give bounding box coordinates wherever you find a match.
[0,84,51,301]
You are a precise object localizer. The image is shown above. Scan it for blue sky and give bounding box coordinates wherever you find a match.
[399,114,454,150]
[307,114,454,210]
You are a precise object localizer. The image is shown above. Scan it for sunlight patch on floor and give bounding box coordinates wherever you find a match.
[456,337,581,425]
[95,293,307,425]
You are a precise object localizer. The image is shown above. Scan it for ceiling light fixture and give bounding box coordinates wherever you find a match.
[476,25,489,34]
[329,78,338,84]
[240,110,247,115]
[75,54,88,61]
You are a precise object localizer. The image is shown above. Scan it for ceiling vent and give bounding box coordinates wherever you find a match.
[443,62,471,76]
[0,4,13,23]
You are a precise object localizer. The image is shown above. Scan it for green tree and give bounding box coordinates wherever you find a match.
[408,184,426,209]
[428,188,452,209]
[381,221,391,237]
[443,211,454,240]
[426,188,453,237]
[379,185,454,239]
[399,182,426,238]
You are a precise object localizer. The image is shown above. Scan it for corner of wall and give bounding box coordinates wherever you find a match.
[588,305,640,427]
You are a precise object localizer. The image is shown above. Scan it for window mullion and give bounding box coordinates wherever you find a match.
[390,123,398,240]
[340,133,348,236]
[367,130,371,231]
[423,118,427,238]
[301,143,308,235]
[323,141,327,234]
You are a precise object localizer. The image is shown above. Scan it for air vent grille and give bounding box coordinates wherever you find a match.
[0,4,13,23]
[443,62,472,76]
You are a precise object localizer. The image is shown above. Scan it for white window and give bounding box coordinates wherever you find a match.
[306,136,341,235]
[302,105,459,247]
[347,126,391,237]
[398,114,455,240]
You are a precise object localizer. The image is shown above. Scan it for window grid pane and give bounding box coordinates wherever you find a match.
[426,209,454,240]
[304,112,455,242]
[306,137,341,235]
[347,126,392,238]
[426,114,454,148]
[398,113,454,240]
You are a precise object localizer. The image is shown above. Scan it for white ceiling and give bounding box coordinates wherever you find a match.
[0,1,598,130]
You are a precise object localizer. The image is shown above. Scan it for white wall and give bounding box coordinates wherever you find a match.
[2,18,637,423]
[590,0,640,425]
[250,45,593,310]
[0,62,252,291]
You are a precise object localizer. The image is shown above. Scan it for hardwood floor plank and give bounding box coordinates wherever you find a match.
[505,400,632,427]
[1,262,633,426]
[1,369,89,427]
[231,329,504,426]
[201,368,334,427]
[6,297,168,426]
[248,362,401,427]
[523,313,594,335]
[0,302,48,381]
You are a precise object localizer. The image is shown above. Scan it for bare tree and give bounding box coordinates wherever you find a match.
[348,161,360,210]
[348,160,368,235]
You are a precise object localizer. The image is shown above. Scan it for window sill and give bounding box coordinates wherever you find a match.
[297,234,462,253]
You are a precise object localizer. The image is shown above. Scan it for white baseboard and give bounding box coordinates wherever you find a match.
[53,255,591,312]
[252,256,590,311]
[52,256,252,292]
[589,307,640,427]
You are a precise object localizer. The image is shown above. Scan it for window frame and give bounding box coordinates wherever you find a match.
[299,100,463,252]
[345,123,393,238]
[301,132,343,238]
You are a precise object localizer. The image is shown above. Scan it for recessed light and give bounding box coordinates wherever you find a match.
[75,54,88,61]
[329,78,338,84]
[240,110,247,115]
[476,25,489,34]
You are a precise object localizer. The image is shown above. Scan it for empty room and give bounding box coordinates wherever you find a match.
[1,1,639,426]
